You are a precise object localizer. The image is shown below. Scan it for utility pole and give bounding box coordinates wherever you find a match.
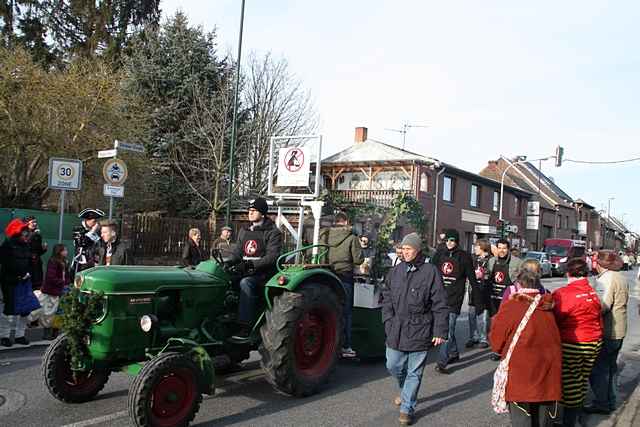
[606,197,614,249]
[225,0,246,226]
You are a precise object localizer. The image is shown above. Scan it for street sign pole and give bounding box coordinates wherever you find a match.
[58,190,65,243]
[108,196,114,220]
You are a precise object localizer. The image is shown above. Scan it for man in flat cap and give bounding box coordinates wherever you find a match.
[212,225,234,258]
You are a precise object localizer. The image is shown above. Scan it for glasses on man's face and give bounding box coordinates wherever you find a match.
[446,238,457,243]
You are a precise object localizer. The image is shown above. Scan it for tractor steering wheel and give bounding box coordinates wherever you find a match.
[211,248,226,266]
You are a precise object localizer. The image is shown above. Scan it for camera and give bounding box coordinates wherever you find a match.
[72,226,93,250]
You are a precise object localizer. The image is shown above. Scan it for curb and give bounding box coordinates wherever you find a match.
[614,382,640,426]
[0,327,48,352]
[0,340,50,352]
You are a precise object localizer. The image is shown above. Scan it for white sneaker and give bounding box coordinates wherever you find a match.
[342,347,357,358]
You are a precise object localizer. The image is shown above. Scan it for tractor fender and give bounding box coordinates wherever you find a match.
[264,268,346,308]
[159,338,215,395]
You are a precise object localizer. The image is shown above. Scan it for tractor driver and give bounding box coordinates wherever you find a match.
[231,197,282,340]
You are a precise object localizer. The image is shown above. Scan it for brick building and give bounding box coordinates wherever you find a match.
[321,127,531,251]
[480,157,591,250]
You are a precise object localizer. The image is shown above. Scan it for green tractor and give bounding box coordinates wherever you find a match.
[42,244,348,426]
[42,137,386,426]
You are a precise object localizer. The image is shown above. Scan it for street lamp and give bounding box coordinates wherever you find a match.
[225,0,246,226]
[607,197,614,219]
[499,156,551,220]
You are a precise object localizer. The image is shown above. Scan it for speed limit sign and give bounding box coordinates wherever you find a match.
[48,158,83,191]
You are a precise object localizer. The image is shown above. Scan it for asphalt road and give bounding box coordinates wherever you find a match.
[1,271,640,427]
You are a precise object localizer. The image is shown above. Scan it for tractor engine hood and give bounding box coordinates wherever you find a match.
[77,260,229,294]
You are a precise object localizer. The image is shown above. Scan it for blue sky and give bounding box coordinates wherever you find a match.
[163,1,639,232]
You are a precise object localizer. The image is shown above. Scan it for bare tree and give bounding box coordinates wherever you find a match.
[236,52,318,197]
[165,79,236,225]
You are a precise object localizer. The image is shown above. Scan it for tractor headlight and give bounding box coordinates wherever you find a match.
[92,296,108,324]
[74,275,84,289]
[140,315,157,333]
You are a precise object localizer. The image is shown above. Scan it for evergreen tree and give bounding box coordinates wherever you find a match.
[0,0,160,64]
[123,11,235,216]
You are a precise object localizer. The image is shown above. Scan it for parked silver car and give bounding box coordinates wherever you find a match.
[524,251,553,278]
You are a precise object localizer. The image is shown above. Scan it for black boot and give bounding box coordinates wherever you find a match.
[0,338,12,347]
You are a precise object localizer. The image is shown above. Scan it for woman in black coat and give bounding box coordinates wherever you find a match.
[182,228,203,267]
[0,219,33,347]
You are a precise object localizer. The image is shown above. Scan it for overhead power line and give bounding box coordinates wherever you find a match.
[564,156,640,165]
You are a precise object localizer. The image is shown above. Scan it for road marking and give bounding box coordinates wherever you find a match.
[58,366,267,427]
[60,411,128,427]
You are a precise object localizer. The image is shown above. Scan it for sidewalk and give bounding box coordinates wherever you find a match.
[581,346,640,427]
[0,327,49,352]
[615,383,640,426]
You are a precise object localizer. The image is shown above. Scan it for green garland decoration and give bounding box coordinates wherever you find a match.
[323,190,428,278]
[60,288,104,371]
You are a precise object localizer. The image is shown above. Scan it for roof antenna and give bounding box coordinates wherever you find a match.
[384,122,429,150]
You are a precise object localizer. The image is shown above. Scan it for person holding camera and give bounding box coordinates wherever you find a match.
[230,197,282,341]
[96,220,133,266]
[72,208,104,273]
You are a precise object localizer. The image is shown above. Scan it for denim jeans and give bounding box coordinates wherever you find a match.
[340,277,354,349]
[438,312,459,367]
[238,275,262,324]
[467,306,489,344]
[386,347,429,415]
[589,338,624,410]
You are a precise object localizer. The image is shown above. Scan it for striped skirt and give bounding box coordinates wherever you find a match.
[561,341,603,408]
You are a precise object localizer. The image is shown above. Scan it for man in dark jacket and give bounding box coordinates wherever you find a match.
[24,216,47,290]
[96,221,133,266]
[320,212,363,358]
[382,232,448,425]
[231,197,282,340]
[212,226,233,258]
[0,219,33,347]
[430,228,477,373]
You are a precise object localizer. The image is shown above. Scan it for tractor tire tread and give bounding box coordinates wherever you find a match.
[128,352,202,427]
[42,334,110,403]
[259,284,342,397]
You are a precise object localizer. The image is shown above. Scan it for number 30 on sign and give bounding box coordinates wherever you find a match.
[48,158,83,191]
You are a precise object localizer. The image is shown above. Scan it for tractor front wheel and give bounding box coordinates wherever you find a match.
[42,334,110,403]
[259,283,342,397]
[128,352,202,427]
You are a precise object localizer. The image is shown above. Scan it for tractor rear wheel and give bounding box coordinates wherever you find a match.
[259,283,342,397]
[128,352,202,427]
[42,334,110,403]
